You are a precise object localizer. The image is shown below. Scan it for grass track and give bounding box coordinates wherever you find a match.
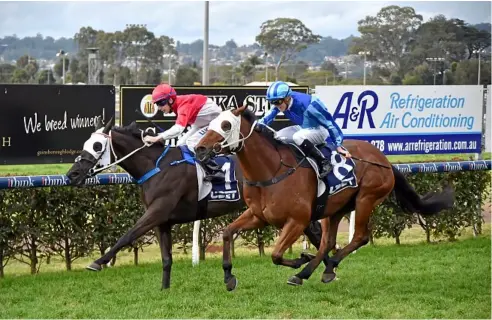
[1,235,490,319]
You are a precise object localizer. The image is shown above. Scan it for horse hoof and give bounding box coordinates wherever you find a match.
[86,262,102,272]
[321,272,336,283]
[287,275,303,286]
[225,276,238,291]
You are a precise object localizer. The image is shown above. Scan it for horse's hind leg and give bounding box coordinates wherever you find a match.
[222,208,266,291]
[302,220,331,268]
[322,194,387,283]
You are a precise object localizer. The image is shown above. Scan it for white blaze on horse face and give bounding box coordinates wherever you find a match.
[208,110,241,149]
[81,127,111,167]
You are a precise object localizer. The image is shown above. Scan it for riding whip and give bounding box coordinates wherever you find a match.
[134,108,166,132]
[352,156,391,169]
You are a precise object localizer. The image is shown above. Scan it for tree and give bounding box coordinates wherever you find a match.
[175,65,200,85]
[10,68,30,83]
[0,190,17,278]
[74,26,100,60]
[463,25,491,59]
[240,226,277,256]
[256,18,321,80]
[0,63,16,83]
[16,54,32,69]
[25,61,39,83]
[320,60,339,76]
[350,5,423,77]
[402,73,424,85]
[54,57,70,78]
[371,197,416,245]
[44,187,93,271]
[37,69,56,84]
[453,59,491,85]
[412,15,468,63]
[145,69,163,85]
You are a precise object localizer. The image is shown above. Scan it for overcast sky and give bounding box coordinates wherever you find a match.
[0,1,490,45]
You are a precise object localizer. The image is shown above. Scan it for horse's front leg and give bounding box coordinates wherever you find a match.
[87,198,176,272]
[222,208,266,291]
[269,219,312,272]
[156,223,173,289]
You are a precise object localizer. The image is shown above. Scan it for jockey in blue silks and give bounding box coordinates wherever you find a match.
[258,81,352,178]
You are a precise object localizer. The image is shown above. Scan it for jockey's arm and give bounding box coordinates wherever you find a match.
[304,104,343,147]
[157,109,188,141]
[258,106,280,126]
[157,124,186,141]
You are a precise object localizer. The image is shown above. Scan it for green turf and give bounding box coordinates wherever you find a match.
[0,164,72,176]
[0,232,490,319]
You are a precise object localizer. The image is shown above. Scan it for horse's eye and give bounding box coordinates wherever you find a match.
[221,120,232,132]
[93,142,103,152]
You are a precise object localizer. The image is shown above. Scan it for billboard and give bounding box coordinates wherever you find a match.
[0,85,115,165]
[315,85,484,155]
[120,85,309,145]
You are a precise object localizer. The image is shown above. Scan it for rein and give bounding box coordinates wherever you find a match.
[89,130,150,176]
[244,157,306,187]
[224,120,305,187]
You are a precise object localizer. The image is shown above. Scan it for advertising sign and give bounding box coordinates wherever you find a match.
[315,85,483,154]
[120,85,309,145]
[0,85,115,164]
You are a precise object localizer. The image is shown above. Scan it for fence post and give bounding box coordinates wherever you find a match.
[192,220,200,266]
[349,210,356,253]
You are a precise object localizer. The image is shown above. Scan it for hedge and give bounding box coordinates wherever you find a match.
[0,170,489,277]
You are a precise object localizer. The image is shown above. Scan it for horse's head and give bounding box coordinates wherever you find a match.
[66,117,115,185]
[195,106,252,162]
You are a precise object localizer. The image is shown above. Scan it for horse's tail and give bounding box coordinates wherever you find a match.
[391,166,454,215]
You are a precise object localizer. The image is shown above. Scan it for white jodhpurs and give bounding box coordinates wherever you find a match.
[176,99,222,153]
[292,126,329,146]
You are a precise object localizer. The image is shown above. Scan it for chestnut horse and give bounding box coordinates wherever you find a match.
[195,106,454,291]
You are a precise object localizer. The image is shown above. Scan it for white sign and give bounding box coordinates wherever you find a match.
[486,85,491,153]
[315,85,484,155]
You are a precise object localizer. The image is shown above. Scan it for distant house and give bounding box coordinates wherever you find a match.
[243,81,299,86]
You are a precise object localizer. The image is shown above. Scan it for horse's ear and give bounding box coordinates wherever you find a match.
[95,118,103,130]
[232,105,247,116]
[103,116,114,134]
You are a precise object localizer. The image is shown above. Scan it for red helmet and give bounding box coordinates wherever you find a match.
[151,84,177,104]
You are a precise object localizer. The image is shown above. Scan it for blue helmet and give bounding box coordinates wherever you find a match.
[266,81,292,101]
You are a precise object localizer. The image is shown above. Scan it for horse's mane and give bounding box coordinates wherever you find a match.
[111,122,164,150]
[111,121,142,139]
[241,107,284,148]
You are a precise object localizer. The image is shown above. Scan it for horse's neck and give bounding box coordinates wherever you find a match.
[111,137,156,179]
[237,128,284,182]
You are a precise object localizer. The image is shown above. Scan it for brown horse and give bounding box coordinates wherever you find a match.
[195,106,454,291]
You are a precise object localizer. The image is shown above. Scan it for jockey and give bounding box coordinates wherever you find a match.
[143,83,224,181]
[258,81,351,178]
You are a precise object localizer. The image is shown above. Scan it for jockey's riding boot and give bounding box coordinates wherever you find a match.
[300,139,332,179]
[203,158,225,183]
